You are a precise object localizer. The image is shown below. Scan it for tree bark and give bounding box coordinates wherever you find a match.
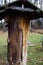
[7,16,30,65]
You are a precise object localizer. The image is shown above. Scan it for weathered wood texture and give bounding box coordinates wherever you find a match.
[18,17,30,65]
[6,15,30,65]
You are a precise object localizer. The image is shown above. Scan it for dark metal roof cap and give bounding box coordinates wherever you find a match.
[0,0,43,20]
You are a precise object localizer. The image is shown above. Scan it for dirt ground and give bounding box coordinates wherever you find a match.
[0,30,8,36]
[32,28,43,34]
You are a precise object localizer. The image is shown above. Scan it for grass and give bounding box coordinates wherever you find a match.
[0,31,8,65]
[27,32,43,65]
[28,32,43,43]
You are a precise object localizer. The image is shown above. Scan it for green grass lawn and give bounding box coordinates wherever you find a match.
[27,32,43,65]
[0,31,7,65]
